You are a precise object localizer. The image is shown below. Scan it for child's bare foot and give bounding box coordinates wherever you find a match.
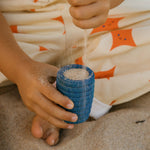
[31,115,60,146]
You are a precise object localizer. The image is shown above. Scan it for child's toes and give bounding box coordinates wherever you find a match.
[31,116,43,138]
[31,115,60,146]
[45,128,60,146]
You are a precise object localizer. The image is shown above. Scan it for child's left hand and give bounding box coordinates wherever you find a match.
[67,0,110,29]
[67,0,124,29]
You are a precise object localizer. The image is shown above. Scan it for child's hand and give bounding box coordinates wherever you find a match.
[0,12,77,129]
[67,0,124,29]
[15,60,78,129]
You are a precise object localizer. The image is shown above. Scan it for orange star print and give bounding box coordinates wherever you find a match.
[91,17,124,34]
[110,29,136,51]
[94,66,116,80]
[75,57,83,65]
[109,100,117,105]
[39,46,48,51]
[75,57,116,79]
[52,16,64,24]
[52,16,65,34]
[30,9,36,12]
[10,25,18,33]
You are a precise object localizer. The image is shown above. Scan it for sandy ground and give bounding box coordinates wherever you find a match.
[0,85,150,150]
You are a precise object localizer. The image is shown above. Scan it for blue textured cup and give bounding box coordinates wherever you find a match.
[56,64,95,124]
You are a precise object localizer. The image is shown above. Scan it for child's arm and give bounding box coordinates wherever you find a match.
[0,12,77,129]
[67,0,124,29]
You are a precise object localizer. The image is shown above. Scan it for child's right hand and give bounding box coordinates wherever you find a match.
[67,0,124,29]
[15,60,78,129]
[0,12,77,129]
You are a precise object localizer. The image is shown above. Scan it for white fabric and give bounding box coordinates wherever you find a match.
[109,0,150,15]
[90,97,112,119]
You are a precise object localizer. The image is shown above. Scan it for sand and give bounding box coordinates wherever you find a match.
[0,85,150,150]
[64,69,89,80]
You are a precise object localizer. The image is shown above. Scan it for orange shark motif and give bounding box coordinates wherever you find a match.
[110,29,136,51]
[75,57,116,79]
[91,17,124,34]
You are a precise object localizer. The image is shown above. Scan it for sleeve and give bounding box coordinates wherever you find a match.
[109,0,150,15]
[90,97,112,119]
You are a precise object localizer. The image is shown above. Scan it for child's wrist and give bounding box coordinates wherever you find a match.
[11,57,34,84]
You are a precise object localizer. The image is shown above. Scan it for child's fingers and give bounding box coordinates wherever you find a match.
[69,2,101,20]
[40,83,74,110]
[67,0,96,6]
[32,93,78,122]
[33,104,74,129]
[68,0,110,29]
[72,13,107,29]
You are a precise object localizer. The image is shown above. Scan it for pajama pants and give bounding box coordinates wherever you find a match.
[0,0,150,118]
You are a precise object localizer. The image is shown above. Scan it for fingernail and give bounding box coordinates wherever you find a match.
[67,125,74,129]
[67,103,73,109]
[72,115,78,122]
[51,139,55,145]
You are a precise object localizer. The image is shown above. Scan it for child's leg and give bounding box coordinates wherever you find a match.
[74,12,150,119]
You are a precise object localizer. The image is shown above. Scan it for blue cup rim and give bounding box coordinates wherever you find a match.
[57,64,95,87]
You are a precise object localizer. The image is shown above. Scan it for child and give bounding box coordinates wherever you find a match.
[0,0,150,146]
